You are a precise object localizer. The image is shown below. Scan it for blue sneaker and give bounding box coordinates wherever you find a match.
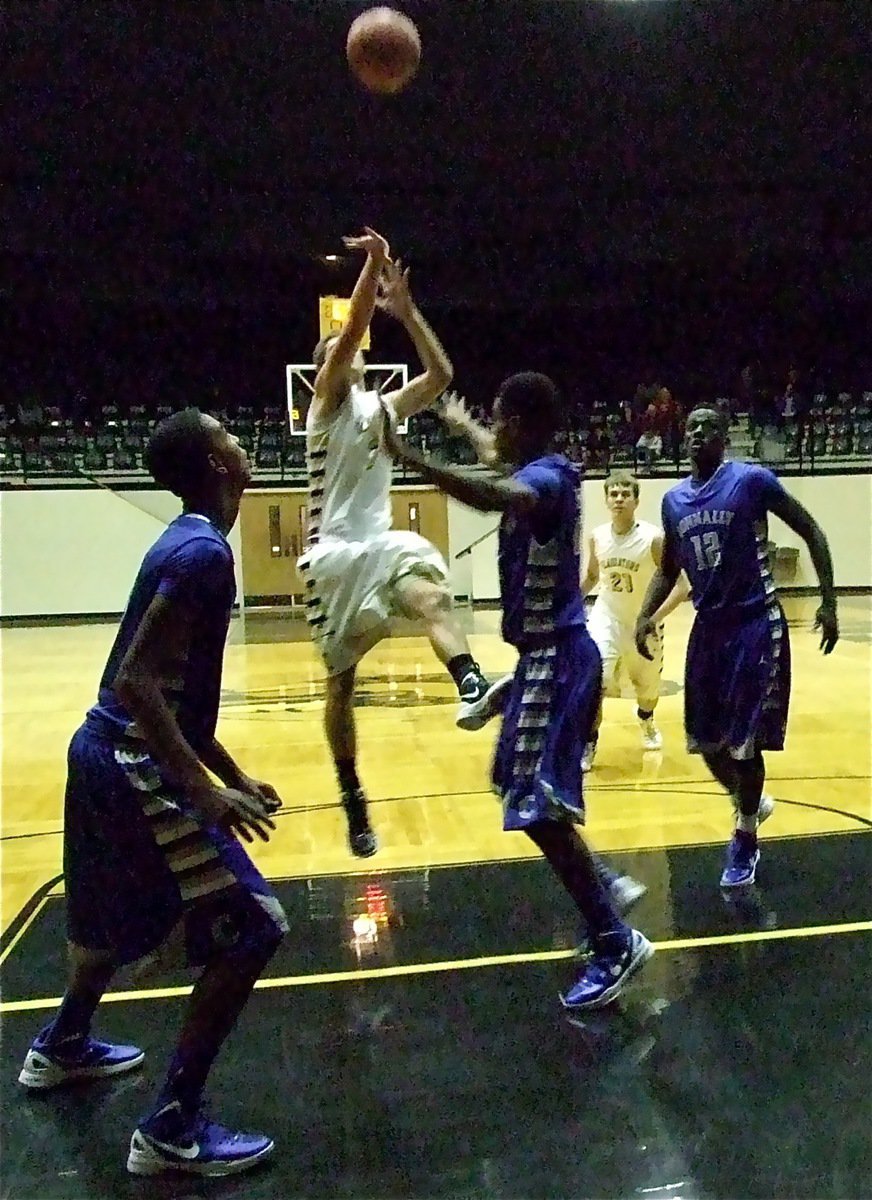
[720,832,760,888]
[18,1028,145,1090]
[561,928,654,1010]
[127,1101,274,1177]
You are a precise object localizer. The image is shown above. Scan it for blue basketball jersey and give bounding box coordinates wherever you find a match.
[662,460,788,614]
[88,514,236,751]
[498,454,586,648]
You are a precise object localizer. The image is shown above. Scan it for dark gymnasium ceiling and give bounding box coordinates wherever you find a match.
[4,0,870,308]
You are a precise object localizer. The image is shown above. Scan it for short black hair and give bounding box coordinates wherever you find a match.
[686,404,730,436]
[313,333,339,371]
[144,408,215,498]
[496,372,562,439]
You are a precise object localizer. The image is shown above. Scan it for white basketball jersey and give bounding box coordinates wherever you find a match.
[305,386,393,544]
[590,519,660,622]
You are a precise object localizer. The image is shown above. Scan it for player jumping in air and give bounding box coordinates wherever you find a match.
[298,229,505,858]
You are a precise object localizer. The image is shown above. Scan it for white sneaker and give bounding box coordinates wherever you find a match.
[582,742,597,773]
[731,792,775,825]
[639,717,662,752]
[456,673,513,731]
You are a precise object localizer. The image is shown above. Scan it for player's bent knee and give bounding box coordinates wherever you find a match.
[227,893,288,968]
[395,575,452,623]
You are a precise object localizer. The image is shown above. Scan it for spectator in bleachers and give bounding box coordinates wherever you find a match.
[631,380,659,419]
[634,388,678,470]
[612,406,637,459]
[652,387,683,462]
[738,362,755,416]
[635,414,662,471]
[585,424,611,471]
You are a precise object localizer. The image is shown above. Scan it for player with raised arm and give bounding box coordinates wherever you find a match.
[635,406,838,888]
[382,373,653,1009]
[299,231,505,858]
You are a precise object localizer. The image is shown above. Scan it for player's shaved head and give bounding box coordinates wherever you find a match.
[145,408,215,499]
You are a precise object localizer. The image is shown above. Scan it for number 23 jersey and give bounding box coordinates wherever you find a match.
[663,460,787,616]
[590,519,659,625]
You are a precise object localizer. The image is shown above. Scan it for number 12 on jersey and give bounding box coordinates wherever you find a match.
[690,530,722,571]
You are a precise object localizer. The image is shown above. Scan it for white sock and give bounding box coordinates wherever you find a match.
[736,812,759,834]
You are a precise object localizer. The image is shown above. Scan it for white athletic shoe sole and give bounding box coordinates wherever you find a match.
[456,673,513,731]
[126,1130,275,1178]
[18,1047,145,1090]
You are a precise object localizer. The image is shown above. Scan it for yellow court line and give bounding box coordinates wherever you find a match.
[1,918,869,1015]
[0,897,51,968]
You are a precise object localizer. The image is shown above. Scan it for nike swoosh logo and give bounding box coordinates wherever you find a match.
[146,1135,200,1160]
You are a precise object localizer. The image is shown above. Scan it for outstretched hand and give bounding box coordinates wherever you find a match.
[375,257,414,321]
[189,782,277,844]
[235,773,283,814]
[342,227,390,263]
[440,391,471,433]
[814,601,838,654]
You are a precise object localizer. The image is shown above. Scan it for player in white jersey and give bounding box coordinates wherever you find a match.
[298,229,505,858]
[581,472,690,770]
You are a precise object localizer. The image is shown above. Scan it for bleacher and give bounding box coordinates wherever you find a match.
[729,392,872,468]
[1,389,870,482]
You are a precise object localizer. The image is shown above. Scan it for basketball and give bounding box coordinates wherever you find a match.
[346,7,421,95]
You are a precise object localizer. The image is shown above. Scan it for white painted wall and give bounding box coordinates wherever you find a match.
[0,488,244,618]
[446,472,872,599]
[1,473,868,617]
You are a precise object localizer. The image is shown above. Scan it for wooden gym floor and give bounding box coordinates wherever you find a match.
[1,595,870,1198]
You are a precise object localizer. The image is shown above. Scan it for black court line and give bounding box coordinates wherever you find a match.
[4,825,870,933]
[4,775,871,844]
[0,873,64,958]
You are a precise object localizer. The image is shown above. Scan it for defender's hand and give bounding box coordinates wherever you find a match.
[235,774,283,815]
[814,601,839,655]
[440,391,471,434]
[188,783,277,843]
[634,617,658,661]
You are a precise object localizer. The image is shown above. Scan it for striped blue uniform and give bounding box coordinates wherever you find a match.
[66,515,287,968]
[662,461,791,759]
[492,455,601,829]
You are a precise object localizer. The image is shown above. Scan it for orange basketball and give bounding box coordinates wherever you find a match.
[346,7,421,95]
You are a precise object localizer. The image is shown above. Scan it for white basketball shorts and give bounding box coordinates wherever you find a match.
[586,605,664,703]
[298,531,448,676]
